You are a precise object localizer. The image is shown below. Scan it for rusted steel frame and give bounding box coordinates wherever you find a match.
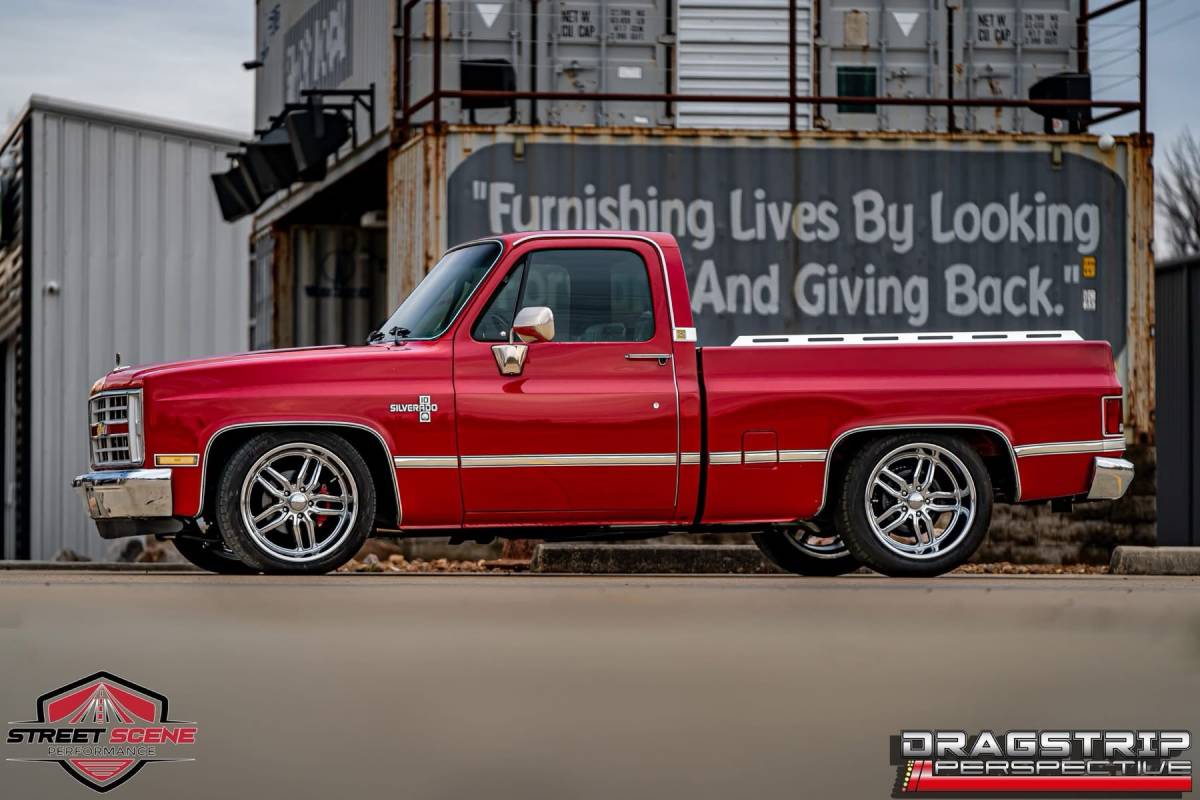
[1090,107,1133,126]
[400,0,422,141]
[788,0,797,134]
[433,0,443,128]
[1077,0,1089,74]
[1081,0,1137,20]
[1138,0,1147,139]
[433,89,1138,111]
[1126,136,1156,441]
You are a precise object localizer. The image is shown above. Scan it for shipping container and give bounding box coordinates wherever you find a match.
[402,0,814,129]
[817,0,1082,133]
[0,97,251,560]
[386,125,1154,440]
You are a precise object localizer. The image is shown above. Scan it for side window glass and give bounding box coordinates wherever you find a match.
[522,249,654,342]
[471,261,526,341]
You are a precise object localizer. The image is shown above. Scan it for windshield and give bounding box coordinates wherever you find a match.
[376,241,502,341]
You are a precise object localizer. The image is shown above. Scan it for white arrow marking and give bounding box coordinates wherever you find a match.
[476,2,503,28]
[893,11,919,37]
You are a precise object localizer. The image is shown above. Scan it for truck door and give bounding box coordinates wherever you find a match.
[452,240,680,523]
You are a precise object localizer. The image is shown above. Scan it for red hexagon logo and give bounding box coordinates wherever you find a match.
[7,672,197,792]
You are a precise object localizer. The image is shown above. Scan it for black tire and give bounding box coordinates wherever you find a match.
[835,433,992,578]
[752,524,862,576]
[215,431,376,574]
[172,535,259,574]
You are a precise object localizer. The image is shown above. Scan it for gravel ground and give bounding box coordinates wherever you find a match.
[336,553,1110,575]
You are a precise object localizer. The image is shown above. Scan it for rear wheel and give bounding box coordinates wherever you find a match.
[172,535,258,574]
[752,523,862,576]
[835,433,991,577]
[215,431,376,574]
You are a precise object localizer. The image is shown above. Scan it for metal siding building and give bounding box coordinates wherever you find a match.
[1155,254,1199,546]
[0,97,251,560]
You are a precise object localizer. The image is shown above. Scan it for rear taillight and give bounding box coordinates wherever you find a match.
[1103,396,1123,437]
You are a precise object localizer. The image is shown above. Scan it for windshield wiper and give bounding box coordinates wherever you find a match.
[366,329,386,344]
[388,326,411,340]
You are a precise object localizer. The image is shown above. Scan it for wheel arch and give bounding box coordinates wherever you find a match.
[197,421,401,528]
[816,423,1020,515]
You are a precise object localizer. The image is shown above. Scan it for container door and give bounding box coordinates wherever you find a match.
[453,240,680,523]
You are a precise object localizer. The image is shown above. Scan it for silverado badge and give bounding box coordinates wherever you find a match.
[389,395,438,423]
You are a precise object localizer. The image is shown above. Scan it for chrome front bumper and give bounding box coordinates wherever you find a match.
[73,468,173,519]
[1087,457,1135,501]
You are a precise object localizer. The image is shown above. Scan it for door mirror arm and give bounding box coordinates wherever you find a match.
[491,343,528,376]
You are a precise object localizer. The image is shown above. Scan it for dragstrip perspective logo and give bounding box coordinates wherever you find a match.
[6,672,197,792]
[892,729,1192,796]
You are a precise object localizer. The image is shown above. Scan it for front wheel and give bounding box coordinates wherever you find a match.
[215,431,376,574]
[752,523,862,576]
[835,434,992,578]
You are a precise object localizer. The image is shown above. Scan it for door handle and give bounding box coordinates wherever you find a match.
[625,353,672,365]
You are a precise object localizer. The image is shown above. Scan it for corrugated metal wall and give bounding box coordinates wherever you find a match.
[1155,254,1199,545]
[24,101,251,559]
[676,0,813,129]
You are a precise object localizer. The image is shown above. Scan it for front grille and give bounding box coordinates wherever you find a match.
[88,390,143,468]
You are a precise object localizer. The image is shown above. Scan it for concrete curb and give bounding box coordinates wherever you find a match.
[0,561,200,572]
[1110,546,1200,576]
[532,543,782,575]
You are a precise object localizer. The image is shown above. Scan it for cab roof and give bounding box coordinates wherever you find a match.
[458,230,681,249]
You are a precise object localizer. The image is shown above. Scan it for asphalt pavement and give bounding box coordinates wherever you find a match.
[1,572,1197,799]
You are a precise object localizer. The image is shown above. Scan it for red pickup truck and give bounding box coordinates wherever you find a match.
[75,231,1133,577]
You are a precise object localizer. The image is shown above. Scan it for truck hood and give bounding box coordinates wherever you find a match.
[94,344,380,390]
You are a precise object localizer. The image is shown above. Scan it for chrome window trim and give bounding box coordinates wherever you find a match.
[88,388,144,469]
[371,239,506,343]
[508,232,684,511]
[1013,439,1128,458]
[814,423,1022,515]
[197,421,403,526]
[473,246,661,345]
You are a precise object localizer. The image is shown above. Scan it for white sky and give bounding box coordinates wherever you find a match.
[0,0,254,135]
[0,0,1195,239]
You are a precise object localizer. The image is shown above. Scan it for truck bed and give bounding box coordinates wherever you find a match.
[695,333,1123,524]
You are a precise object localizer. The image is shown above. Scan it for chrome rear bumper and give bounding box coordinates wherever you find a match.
[73,468,173,519]
[1087,457,1135,501]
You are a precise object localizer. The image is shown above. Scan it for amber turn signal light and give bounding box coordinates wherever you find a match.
[154,454,199,467]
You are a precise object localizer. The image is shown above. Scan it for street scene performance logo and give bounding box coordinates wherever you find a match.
[892,730,1192,796]
[6,672,197,792]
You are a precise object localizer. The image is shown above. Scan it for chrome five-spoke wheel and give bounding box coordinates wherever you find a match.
[240,443,359,563]
[865,443,976,560]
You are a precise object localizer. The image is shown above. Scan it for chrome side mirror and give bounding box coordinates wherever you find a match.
[491,343,528,376]
[512,306,555,343]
